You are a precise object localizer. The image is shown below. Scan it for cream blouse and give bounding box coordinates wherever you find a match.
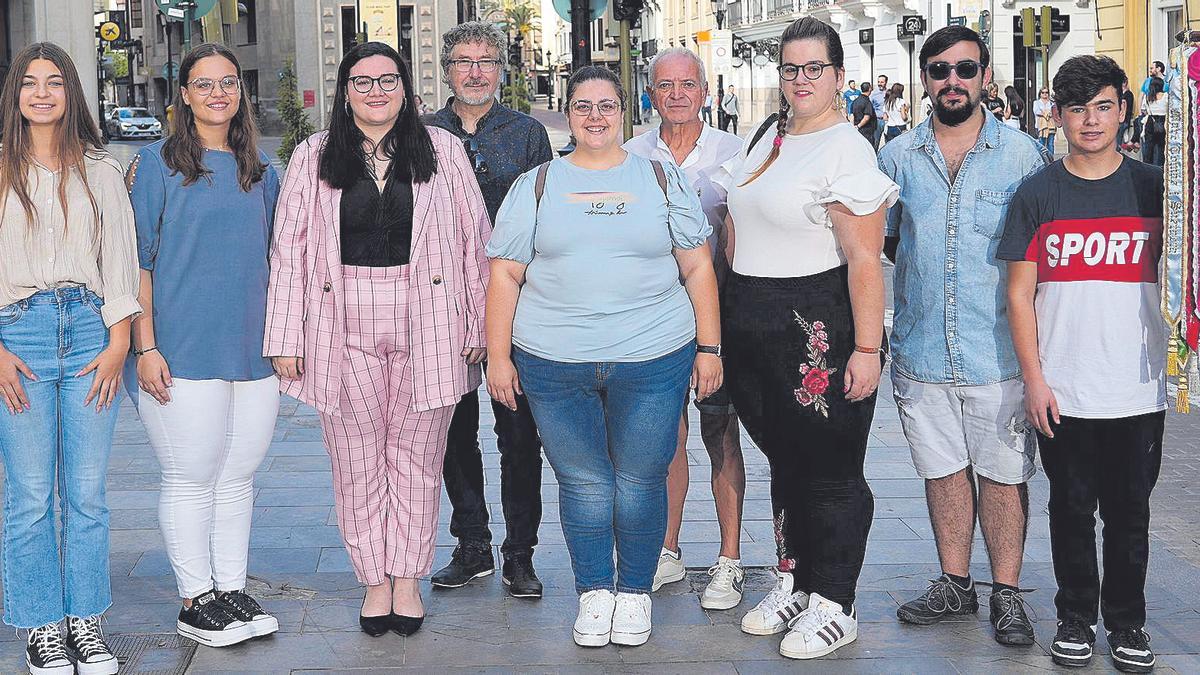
[0,153,141,327]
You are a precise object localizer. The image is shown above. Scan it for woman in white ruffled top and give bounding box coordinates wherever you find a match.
[716,16,899,662]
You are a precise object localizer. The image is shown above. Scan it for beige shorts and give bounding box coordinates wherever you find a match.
[892,373,1037,485]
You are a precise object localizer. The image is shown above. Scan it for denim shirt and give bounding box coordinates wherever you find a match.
[879,112,1050,385]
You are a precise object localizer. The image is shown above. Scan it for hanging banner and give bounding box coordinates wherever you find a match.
[361,0,399,52]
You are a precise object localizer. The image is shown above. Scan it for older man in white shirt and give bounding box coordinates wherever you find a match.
[624,47,747,612]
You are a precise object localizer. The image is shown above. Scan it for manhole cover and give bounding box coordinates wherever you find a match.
[108,633,196,675]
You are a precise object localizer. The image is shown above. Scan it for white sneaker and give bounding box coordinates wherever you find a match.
[610,592,652,646]
[700,556,745,610]
[573,589,616,647]
[740,568,809,635]
[779,592,858,660]
[651,547,685,591]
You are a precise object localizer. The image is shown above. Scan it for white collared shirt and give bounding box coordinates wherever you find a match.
[624,123,743,260]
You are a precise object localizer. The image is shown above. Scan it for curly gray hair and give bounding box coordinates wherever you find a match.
[440,21,508,83]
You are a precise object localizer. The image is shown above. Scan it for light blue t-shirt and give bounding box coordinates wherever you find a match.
[488,154,711,363]
[128,141,280,381]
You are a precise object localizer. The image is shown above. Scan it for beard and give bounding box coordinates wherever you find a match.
[455,80,497,106]
[932,84,980,126]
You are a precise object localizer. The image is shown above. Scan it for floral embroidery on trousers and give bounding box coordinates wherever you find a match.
[793,311,836,418]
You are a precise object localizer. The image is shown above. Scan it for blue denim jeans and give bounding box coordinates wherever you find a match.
[0,287,118,627]
[513,342,694,594]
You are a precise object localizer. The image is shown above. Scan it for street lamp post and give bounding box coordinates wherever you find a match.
[547,50,554,109]
[710,0,728,128]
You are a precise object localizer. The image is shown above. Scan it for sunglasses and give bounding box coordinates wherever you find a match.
[922,60,983,81]
[463,137,489,174]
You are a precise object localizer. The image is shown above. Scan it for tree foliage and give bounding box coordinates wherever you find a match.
[277,58,315,167]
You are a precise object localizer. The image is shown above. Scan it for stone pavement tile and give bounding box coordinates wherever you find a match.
[865,462,921,480]
[186,632,366,672]
[131,550,173,576]
[400,627,623,668]
[1157,654,1200,673]
[873,497,939,518]
[257,487,337,506]
[302,597,370,633]
[102,600,183,634]
[614,624,787,664]
[256,505,335,527]
[268,454,332,472]
[109,507,159,530]
[937,654,1064,673]
[106,471,162,490]
[316,547,354,573]
[869,518,924,541]
[248,547,321,573]
[110,550,143,577]
[828,617,1047,660]
[109,528,161,553]
[731,656,958,674]
[250,525,346,549]
[107,489,159,509]
[265,440,331,456]
[254,470,334,488]
[869,479,927,499]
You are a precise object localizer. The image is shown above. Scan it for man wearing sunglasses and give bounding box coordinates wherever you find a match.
[425,21,554,600]
[878,26,1051,646]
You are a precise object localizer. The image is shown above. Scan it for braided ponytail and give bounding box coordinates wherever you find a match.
[740,95,790,186]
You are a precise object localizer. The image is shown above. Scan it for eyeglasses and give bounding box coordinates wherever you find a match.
[463,137,489,174]
[777,62,835,81]
[922,60,982,81]
[187,76,241,96]
[654,80,700,93]
[449,59,502,73]
[569,100,621,116]
[348,73,402,94]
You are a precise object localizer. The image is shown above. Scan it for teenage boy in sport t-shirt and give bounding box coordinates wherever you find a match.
[999,55,1166,674]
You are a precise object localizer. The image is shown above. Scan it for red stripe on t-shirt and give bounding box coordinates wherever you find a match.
[1025,216,1162,283]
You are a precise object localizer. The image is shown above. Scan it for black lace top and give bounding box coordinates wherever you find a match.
[339,162,414,267]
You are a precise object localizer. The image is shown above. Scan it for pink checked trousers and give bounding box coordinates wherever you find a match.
[319,265,455,584]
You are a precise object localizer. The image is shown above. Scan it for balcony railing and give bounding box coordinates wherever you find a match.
[728,0,744,27]
[767,0,794,19]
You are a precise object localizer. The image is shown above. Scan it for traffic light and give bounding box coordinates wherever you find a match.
[614,0,645,23]
[1021,7,1036,48]
[1040,5,1053,46]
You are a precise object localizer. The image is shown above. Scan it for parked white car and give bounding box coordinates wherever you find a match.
[105,107,162,140]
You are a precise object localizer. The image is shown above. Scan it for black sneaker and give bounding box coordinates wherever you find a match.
[177,590,256,647]
[989,588,1035,646]
[431,541,495,588]
[25,623,72,675]
[1108,627,1156,673]
[64,616,118,675]
[1051,619,1096,667]
[217,589,280,637]
[896,575,979,625]
[502,555,544,599]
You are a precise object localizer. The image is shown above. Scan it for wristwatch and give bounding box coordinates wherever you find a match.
[697,344,722,357]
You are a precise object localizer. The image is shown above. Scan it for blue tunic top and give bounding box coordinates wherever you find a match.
[487,154,711,363]
[128,141,280,381]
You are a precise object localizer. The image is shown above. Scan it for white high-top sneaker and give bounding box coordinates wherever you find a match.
[779,592,858,660]
[740,568,809,635]
[610,592,652,646]
[700,556,745,610]
[651,547,685,591]
[573,589,616,647]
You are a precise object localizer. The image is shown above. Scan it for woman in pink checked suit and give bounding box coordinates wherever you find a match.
[263,42,490,638]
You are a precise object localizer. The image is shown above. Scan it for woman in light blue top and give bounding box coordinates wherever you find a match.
[126,43,281,649]
[486,66,722,649]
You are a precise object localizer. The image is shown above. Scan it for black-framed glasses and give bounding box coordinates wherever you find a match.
[922,60,982,81]
[448,59,502,73]
[187,76,241,97]
[463,137,489,174]
[777,62,835,81]
[569,100,621,116]
[348,73,402,94]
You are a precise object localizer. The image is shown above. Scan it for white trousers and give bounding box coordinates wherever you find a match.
[137,376,280,598]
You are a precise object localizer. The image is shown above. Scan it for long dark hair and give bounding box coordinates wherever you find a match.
[884,83,905,108]
[1004,85,1024,116]
[319,42,435,189]
[0,42,103,229]
[742,17,843,186]
[164,43,265,192]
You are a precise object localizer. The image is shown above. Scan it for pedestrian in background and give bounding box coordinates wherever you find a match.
[641,88,653,120]
[1002,55,1166,674]
[880,25,1050,649]
[0,42,140,675]
[425,20,553,600]
[720,17,897,660]
[843,79,860,117]
[1003,84,1025,131]
[722,84,740,134]
[264,41,490,638]
[883,82,908,142]
[702,91,714,125]
[985,81,1005,120]
[851,81,877,147]
[1141,76,1166,166]
[624,47,747,612]
[126,42,282,649]
[1118,77,1135,151]
[1033,86,1056,154]
[486,66,720,649]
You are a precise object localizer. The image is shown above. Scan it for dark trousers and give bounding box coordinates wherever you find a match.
[443,387,543,557]
[723,267,877,607]
[1037,411,1164,630]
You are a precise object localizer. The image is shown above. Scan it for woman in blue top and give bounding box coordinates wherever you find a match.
[486,66,722,649]
[126,43,281,649]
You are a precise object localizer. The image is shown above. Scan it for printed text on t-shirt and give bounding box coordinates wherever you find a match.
[1022,216,1162,283]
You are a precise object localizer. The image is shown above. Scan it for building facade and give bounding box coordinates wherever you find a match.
[3,0,102,122]
[1098,0,1200,96]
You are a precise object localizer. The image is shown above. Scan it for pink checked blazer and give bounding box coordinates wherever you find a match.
[264,128,490,416]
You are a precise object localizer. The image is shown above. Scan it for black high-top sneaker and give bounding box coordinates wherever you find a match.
[176,590,255,647]
[431,541,494,588]
[64,616,118,675]
[25,623,72,675]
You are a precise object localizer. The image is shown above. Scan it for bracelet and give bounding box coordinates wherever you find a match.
[854,345,880,355]
[133,346,159,357]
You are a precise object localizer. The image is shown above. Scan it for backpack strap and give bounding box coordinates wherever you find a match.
[533,160,551,211]
[747,113,780,156]
[649,159,668,198]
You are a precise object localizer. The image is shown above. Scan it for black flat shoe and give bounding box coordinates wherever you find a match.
[359,613,391,637]
[389,613,424,636]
